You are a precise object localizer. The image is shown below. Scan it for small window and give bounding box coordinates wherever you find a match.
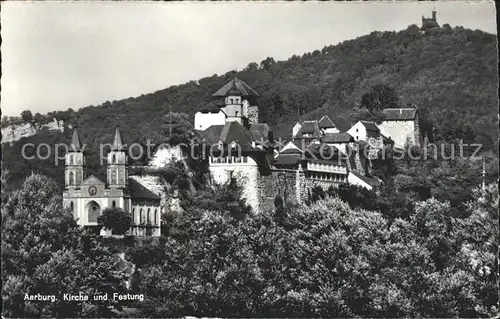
[147,208,151,224]
[70,201,74,212]
[69,172,74,185]
[154,209,157,226]
[356,129,358,132]
[112,200,116,208]
[112,154,116,163]
[132,208,135,223]
[140,209,143,223]
[235,111,239,117]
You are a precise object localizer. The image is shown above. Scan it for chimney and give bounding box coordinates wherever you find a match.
[432,10,437,21]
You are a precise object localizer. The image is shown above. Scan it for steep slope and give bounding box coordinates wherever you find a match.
[2,24,497,190]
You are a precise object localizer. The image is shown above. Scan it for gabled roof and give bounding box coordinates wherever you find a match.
[350,171,382,188]
[128,178,161,200]
[198,100,224,113]
[274,153,302,166]
[382,108,418,121]
[330,117,352,133]
[70,128,82,152]
[318,115,335,129]
[323,133,354,143]
[81,175,105,186]
[294,121,321,139]
[196,121,263,152]
[212,78,260,98]
[360,121,380,132]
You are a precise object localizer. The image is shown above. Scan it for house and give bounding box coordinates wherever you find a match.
[378,107,420,149]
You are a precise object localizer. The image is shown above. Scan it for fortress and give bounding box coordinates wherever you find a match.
[63,78,420,236]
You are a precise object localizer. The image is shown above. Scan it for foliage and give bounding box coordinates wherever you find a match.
[1,174,129,318]
[98,207,132,235]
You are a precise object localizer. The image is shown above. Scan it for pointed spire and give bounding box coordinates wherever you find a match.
[70,128,82,152]
[112,126,124,151]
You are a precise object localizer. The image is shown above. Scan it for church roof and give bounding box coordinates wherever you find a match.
[112,127,125,151]
[382,108,418,121]
[128,178,161,200]
[70,128,82,152]
[212,78,260,98]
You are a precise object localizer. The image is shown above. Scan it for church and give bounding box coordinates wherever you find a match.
[63,127,162,236]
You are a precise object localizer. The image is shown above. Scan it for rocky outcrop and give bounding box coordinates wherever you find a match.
[1,119,65,144]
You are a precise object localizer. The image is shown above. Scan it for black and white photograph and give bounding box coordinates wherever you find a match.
[1,1,498,318]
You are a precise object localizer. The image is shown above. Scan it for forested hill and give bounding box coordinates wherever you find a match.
[2,24,498,189]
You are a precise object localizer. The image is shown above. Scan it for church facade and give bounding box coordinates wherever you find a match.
[63,127,162,236]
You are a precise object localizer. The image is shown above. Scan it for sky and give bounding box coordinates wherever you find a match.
[1,1,497,117]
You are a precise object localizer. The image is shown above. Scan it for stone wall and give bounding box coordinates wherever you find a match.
[210,162,260,213]
[246,105,259,124]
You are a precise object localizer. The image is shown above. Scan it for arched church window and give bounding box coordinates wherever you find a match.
[154,209,157,226]
[112,154,116,164]
[69,172,74,185]
[132,208,135,223]
[76,171,82,184]
[147,208,151,224]
[112,200,116,208]
[70,201,74,211]
[140,209,143,224]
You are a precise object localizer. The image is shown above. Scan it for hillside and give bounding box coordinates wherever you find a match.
[2,24,498,190]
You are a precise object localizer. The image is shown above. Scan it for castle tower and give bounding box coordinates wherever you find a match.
[212,77,260,126]
[107,127,128,189]
[65,128,85,189]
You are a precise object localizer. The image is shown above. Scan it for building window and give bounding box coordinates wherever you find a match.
[147,208,151,224]
[69,155,74,165]
[112,154,116,164]
[111,170,116,184]
[140,209,143,224]
[112,200,116,208]
[154,209,157,226]
[70,201,74,212]
[356,129,358,132]
[132,208,135,223]
[243,156,248,163]
[69,172,74,185]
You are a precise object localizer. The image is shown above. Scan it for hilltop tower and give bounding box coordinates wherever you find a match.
[421,9,440,31]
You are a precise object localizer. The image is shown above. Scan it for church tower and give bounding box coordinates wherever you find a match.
[107,127,128,189]
[65,128,85,189]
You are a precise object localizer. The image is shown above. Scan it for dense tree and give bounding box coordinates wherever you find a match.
[98,207,132,235]
[20,109,33,123]
[1,174,128,318]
